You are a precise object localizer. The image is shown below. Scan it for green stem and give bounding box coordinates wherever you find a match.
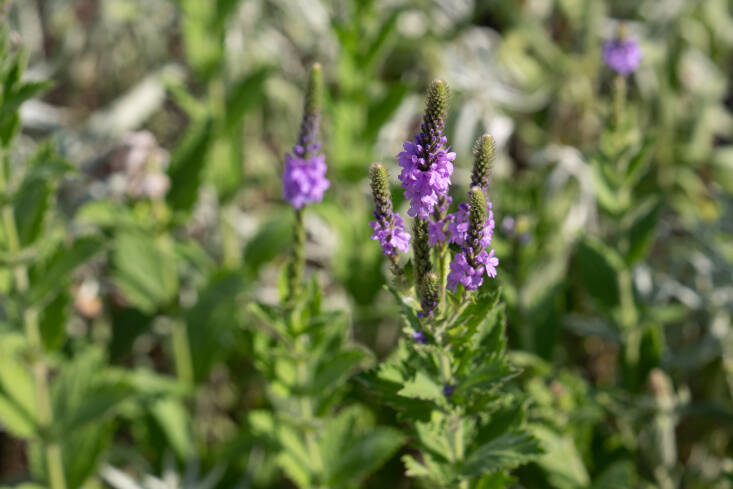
[0,203,67,489]
[287,209,305,303]
[171,320,194,386]
[613,75,626,129]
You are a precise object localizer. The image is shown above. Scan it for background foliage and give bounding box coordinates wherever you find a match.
[1,0,732,488]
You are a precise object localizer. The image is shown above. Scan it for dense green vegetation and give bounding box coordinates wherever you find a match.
[1,1,732,488]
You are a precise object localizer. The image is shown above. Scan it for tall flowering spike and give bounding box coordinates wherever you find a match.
[398,80,456,219]
[603,25,642,76]
[418,272,439,317]
[447,187,499,292]
[282,63,330,209]
[471,134,494,190]
[467,187,488,246]
[369,163,410,256]
[412,219,432,289]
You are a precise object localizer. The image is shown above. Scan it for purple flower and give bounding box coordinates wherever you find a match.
[398,141,455,219]
[398,80,455,219]
[447,188,499,292]
[447,251,485,291]
[447,201,495,248]
[603,38,642,76]
[412,331,428,344]
[369,163,410,256]
[370,212,411,255]
[282,153,330,210]
[443,383,456,396]
[427,196,452,245]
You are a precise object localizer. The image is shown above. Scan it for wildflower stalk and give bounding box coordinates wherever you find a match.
[412,218,432,298]
[286,210,305,303]
[0,169,67,489]
[284,63,326,302]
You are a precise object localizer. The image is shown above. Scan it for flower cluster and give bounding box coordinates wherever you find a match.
[603,36,642,76]
[398,80,456,219]
[447,188,499,292]
[369,163,410,256]
[368,80,501,315]
[282,63,330,209]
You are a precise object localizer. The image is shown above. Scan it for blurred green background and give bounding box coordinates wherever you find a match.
[1,0,733,488]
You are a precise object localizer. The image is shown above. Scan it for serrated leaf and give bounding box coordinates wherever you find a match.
[461,431,542,477]
[532,425,589,489]
[398,371,443,401]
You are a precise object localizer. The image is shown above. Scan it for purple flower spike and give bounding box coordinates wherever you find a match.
[398,80,455,219]
[603,38,642,76]
[447,187,499,292]
[370,212,410,255]
[369,163,411,256]
[443,383,456,396]
[283,154,330,209]
[283,64,330,209]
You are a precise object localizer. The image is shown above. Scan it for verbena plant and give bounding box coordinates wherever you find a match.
[357,80,542,488]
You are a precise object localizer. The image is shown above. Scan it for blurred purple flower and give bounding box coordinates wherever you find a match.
[412,331,427,344]
[603,38,642,76]
[282,154,330,210]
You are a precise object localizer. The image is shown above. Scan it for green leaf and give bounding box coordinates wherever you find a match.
[166,117,214,212]
[39,292,69,350]
[310,348,371,393]
[112,230,178,313]
[398,371,443,401]
[30,237,103,305]
[573,236,623,310]
[150,398,194,459]
[591,461,637,489]
[225,68,270,131]
[0,334,36,428]
[625,198,661,265]
[327,427,405,487]
[532,425,589,489]
[243,211,294,277]
[461,431,542,478]
[13,177,49,246]
[185,271,245,381]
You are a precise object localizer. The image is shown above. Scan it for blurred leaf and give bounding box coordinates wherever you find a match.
[625,199,661,265]
[310,347,371,393]
[29,236,103,305]
[225,68,270,131]
[0,334,35,438]
[167,117,214,212]
[573,236,623,311]
[113,230,178,313]
[532,425,589,489]
[186,271,245,381]
[243,211,294,277]
[461,432,542,478]
[150,398,193,460]
[327,427,404,487]
[39,292,69,351]
[13,177,49,246]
